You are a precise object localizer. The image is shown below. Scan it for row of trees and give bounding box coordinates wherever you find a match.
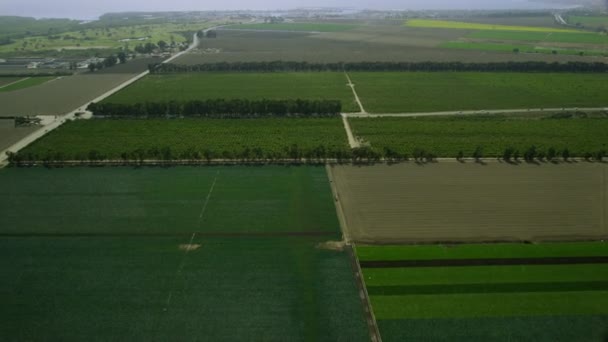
[88,52,127,72]
[149,61,608,74]
[8,146,605,165]
[87,99,342,117]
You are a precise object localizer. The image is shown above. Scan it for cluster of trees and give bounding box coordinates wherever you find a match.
[149,61,608,74]
[6,145,354,165]
[134,42,159,54]
[87,99,342,117]
[88,52,127,72]
[8,145,606,166]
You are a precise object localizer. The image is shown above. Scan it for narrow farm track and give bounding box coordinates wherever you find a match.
[0,26,218,166]
[343,106,608,118]
[342,114,361,148]
[344,72,367,114]
[0,77,29,89]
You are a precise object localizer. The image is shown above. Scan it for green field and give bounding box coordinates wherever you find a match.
[357,243,608,341]
[18,118,350,161]
[225,22,358,32]
[441,41,608,57]
[0,166,369,340]
[104,73,359,112]
[469,30,608,44]
[349,115,608,157]
[405,19,579,33]
[349,72,608,113]
[568,15,608,27]
[0,76,56,92]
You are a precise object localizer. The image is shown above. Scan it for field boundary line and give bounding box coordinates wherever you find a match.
[0,77,30,90]
[348,244,382,342]
[343,106,608,118]
[199,170,219,220]
[344,71,367,114]
[165,169,219,311]
[360,256,608,268]
[603,165,607,235]
[325,164,353,243]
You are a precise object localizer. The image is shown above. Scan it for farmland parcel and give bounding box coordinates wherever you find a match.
[357,243,608,341]
[348,115,608,158]
[103,73,359,113]
[0,166,369,340]
[18,118,350,161]
[348,72,608,113]
[329,163,608,243]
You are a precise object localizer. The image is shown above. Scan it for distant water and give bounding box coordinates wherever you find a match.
[380,0,580,10]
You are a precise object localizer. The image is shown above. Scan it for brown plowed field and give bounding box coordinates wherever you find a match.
[329,162,608,243]
[0,73,138,116]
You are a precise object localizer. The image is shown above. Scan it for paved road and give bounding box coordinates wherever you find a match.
[0,26,217,165]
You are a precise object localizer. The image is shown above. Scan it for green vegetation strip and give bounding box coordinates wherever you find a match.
[360,256,608,268]
[0,76,55,92]
[363,264,608,287]
[441,41,608,57]
[349,72,608,113]
[370,291,608,319]
[349,116,608,157]
[18,118,350,161]
[104,73,359,112]
[224,22,358,32]
[367,281,608,295]
[377,315,608,342]
[469,30,608,44]
[356,242,608,261]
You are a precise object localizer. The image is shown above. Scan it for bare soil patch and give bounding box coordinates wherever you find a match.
[179,244,201,251]
[329,162,608,243]
[316,240,347,251]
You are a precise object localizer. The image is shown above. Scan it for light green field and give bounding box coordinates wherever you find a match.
[469,30,608,44]
[349,72,608,113]
[358,243,608,341]
[405,19,580,33]
[0,76,56,92]
[441,41,607,57]
[104,73,358,112]
[225,22,358,32]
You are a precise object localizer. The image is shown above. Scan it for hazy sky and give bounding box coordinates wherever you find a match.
[0,0,571,19]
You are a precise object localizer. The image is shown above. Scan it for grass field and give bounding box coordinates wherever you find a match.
[19,118,350,161]
[348,115,608,157]
[356,243,608,341]
[0,166,369,340]
[0,76,56,92]
[348,72,608,113]
[568,15,608,27]
[469,30,608,44]
[329,163,608,243]
[441,41,608,57]
[104,73,359,112]
[405,19,580,33]
[225,22,358,32]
